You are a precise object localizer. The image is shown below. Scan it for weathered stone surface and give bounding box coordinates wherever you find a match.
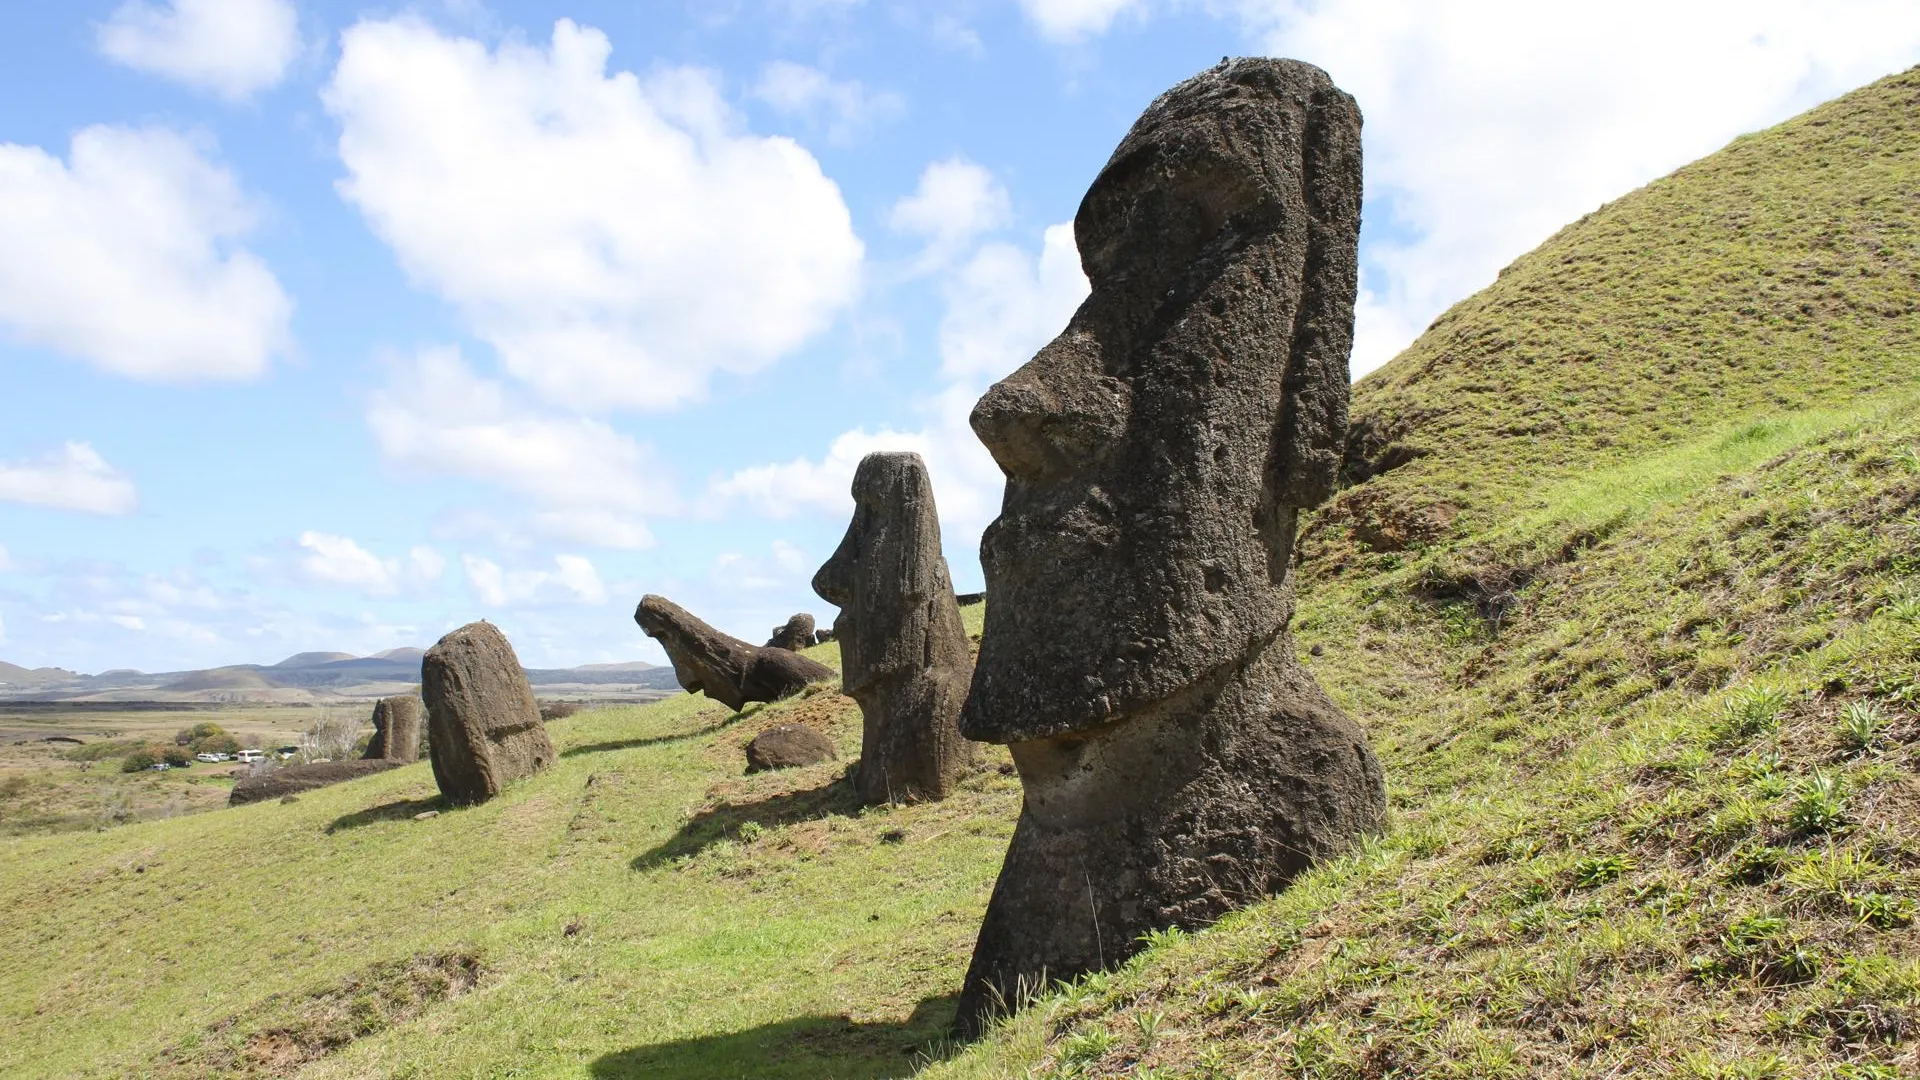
[814,451,978,804]
[634,595,835,711]
[953,57,1386,1037]
[744,724,837,772]
[765,613,817,652]
[422,621,554,806]
[229,759,398,806]
[363,695,423,762]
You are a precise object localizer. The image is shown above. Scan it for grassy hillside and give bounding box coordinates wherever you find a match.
[0,618,1013,1079]
[5,63,1920,1080]
[924,65,1920,1080]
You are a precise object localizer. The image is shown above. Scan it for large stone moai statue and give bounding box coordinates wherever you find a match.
[813,452,979,804]
[634,595,836,711]
[362,695,423,763]
[953,58,1387,1037]
[422,621,555,805]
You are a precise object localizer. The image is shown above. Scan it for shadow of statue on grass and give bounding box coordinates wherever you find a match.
[325,796,446,833]
[589,994,960,1080]
[629,770,862,871]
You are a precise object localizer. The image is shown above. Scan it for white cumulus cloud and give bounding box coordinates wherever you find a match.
[0,443,139,515]
[1020,0,1143,41]
[0,126,291,380]
[754,60,904,144]
[1222,0,1920,373]
[367,347,672,550]
[888,157,1012,272]
[464,553,608,607]
[97,0,301,100]
[716,221,1088,547]
[291,532,443,596]
[325,17,865,412]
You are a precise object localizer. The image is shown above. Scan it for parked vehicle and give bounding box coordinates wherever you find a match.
[235,749,265,764]
[148,762,170,771]
[195,752,219,763]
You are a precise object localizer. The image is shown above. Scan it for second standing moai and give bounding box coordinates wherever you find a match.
[814,451,978,804]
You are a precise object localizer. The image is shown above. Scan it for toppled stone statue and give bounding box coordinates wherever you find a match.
[953,57,1387,1037]
[634,595,835,711]
[229,759,398,806]
[813,451,978,804]
[765,613,817,652]
[362,695,423,763]
[422,621,554,805]
[744,724,837,773]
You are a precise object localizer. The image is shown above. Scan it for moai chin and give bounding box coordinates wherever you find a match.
[814,451,979,804]
[953,57,1387,1037]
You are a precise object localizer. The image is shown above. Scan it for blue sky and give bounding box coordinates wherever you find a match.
[2,0,1918,673]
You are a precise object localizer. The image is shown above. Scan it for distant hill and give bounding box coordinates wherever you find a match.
[372,647,425,663]
[271,651,358,669]
[160,667,283,693]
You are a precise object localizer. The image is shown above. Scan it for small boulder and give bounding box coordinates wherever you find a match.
[765,613,817,652]
[744,725,837,773]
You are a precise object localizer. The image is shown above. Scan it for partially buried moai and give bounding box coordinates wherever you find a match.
[813,451,978,804]
[422,621,554,805]
[953,58,1387,1036]
[362,695,423,763]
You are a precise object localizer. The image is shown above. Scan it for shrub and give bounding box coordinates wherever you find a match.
[120,748,160,773]
[303,712,364,761]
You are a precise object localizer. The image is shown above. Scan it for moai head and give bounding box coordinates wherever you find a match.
[813,451,959,699]
[962,57,1362,744]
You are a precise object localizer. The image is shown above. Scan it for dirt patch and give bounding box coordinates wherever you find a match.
[154,950,484,1078]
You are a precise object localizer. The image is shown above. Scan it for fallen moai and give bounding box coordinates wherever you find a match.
[422,621,554,806]
[230,759,399,806]
[765,613,817,652]
[634,595,835,711]
[814,451,978,804]
[953,57,1387,1037]
[362,695,423,763]
[744,724,837,772]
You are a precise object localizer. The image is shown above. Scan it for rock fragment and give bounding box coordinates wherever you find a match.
[744,724,837,772]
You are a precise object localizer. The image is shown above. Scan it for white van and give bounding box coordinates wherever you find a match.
[235,749,266,764]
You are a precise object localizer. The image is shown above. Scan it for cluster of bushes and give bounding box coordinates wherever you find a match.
[119,744,191,773]
[174,722,249,757]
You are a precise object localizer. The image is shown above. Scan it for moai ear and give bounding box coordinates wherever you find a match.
[1267,81,1361,512]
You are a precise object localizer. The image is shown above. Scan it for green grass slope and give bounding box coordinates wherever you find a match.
[923,66,1920,1079]
[0,618,1015,1080]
